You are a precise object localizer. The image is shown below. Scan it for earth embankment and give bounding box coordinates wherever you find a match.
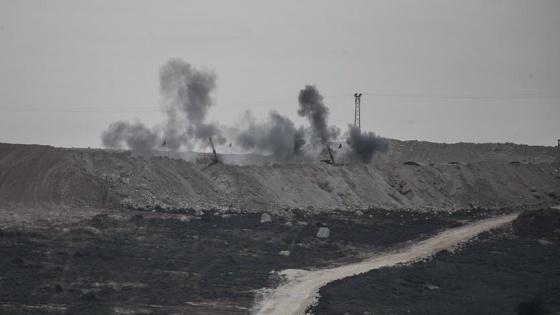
[0,141,558,213]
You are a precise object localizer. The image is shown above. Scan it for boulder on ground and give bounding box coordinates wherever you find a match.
[82,227,101,235]
[317,227,330,239]
[260,213,272,223]
[529,186,538,192]
[180,215,190,222]
[279,250,291,257]
[423,283,440,290]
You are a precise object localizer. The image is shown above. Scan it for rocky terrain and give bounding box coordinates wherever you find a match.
[0,140,559,314]
[0,140,558,214]
[0,206,486,314]
[310,208,560,315]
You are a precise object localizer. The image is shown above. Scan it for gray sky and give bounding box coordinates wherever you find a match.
[1,0,559,148]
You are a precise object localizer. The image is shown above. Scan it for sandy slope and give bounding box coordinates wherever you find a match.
[252,213,518,315]
[0,141,558,213]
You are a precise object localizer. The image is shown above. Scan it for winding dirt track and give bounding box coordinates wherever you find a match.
[252,213,518,315]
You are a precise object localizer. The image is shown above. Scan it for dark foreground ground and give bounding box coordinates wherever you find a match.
[310,219,560,315]
[0,208,494,315]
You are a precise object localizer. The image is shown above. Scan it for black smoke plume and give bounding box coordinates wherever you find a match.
[297,85,340,146]
[160,59,223,149]
[344,125,390,163]
[101,59,389,164]
[234,110,307,162]
[100,121,160,154]
[101,59,221,152]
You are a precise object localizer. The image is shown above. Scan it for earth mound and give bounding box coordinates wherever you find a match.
[1,141,559,213]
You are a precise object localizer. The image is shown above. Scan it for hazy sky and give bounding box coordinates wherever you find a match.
[1,0,559,148]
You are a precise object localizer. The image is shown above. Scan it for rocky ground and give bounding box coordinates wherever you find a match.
[310,208,560,315]
[0,140,558,214]
[0,140,559,314]
[0,207,487,314]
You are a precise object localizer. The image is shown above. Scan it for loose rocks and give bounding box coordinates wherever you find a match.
[317,227,330,239]
[260,213,272,223]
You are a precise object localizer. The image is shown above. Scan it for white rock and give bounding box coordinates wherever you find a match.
[537,239,553,245]
[285,221,293,226]
[279,250,291,257]
[180,215,190,222]
[355,210,364,216]
[260,213,272,223]
[316,227,330,239]
[83,227,101,235]
[423,283,440,290]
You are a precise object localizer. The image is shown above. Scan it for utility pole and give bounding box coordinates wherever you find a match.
[354,93,362,131]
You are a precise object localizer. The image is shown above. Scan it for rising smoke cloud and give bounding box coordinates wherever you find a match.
[344,125,390,163]
[101,59,389,164]
[101,59,221,152]
[100,120,160,155]
[160,59,223,149]
[234,110,307,162]
[297,85,340,146]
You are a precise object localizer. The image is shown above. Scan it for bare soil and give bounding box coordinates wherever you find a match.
[0,140,559,314]
[1,141,558,213]
[310,208,560,315]
[0,208,483,314]
[253,214,517,315]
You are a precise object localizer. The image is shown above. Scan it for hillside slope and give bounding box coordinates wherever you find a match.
[0,141,558,213]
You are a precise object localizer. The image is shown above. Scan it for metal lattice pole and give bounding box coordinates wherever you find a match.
[354,93,362,130]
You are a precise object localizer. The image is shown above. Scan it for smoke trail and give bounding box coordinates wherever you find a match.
[235,110,307,162]
[297,85,340,146]
[344,125,390,163]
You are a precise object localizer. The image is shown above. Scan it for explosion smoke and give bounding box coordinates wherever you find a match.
[297,85,340,146]
[344,125,390,163]
[101,121,160,155]
[160,59,223,149]
[101,59,389,164]
[234,110,307,162]
[101,59,221,151]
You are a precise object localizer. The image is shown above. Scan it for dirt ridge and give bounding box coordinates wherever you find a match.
[1,141,558,213]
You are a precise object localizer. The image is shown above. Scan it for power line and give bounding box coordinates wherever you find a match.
[0,92,558,113]
[0,94,352,113]
[362,92,560,99]
[0,107,159,113]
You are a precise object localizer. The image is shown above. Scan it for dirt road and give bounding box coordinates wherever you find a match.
[252,213,518,315]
